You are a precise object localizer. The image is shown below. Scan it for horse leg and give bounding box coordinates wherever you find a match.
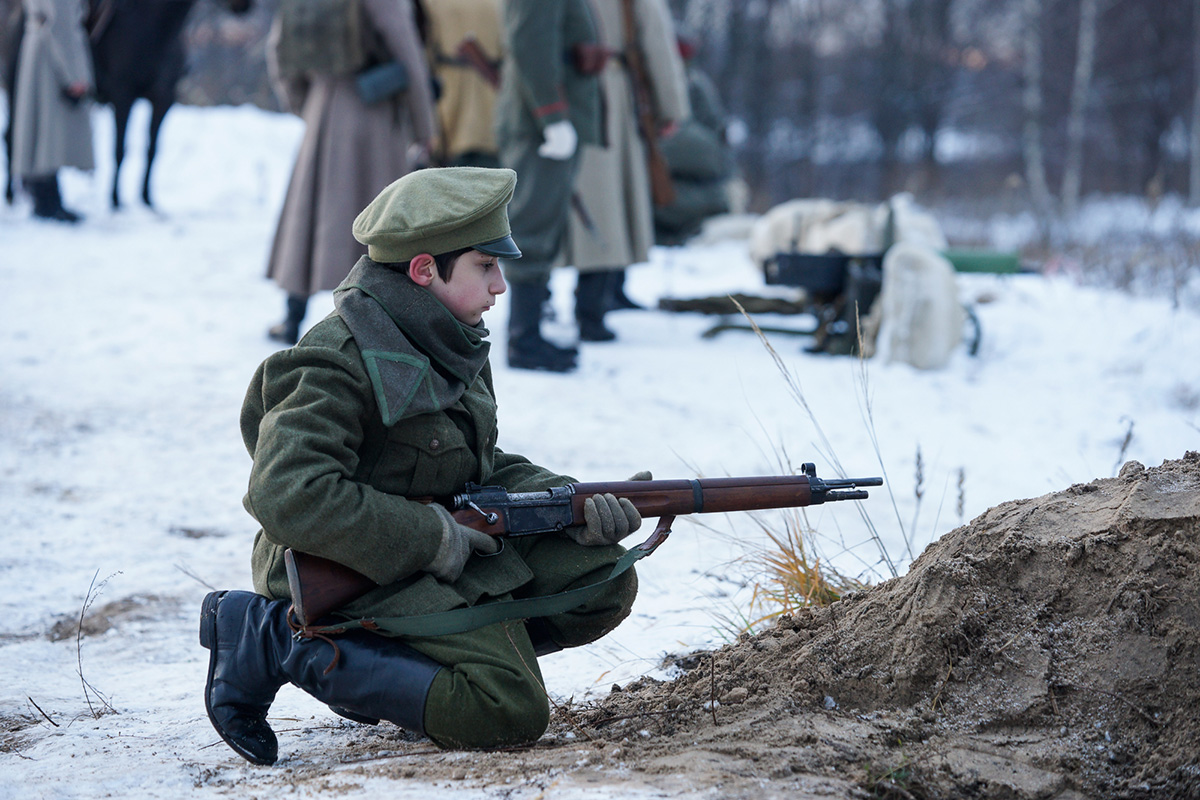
[142,98,173,208]
[3,114,13,205]
[3,10,23,205]
[111,98,133,208]
[3,83,14,204]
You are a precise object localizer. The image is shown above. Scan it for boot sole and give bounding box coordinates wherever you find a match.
[200,591,278,766]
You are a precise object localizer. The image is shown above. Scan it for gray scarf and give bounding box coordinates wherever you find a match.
[333,257,491,425]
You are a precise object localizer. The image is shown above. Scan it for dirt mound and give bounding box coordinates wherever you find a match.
[559,452,1200,798]
[271,454,1200,799]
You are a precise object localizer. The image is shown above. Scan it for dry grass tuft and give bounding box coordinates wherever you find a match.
[734,509,867,634]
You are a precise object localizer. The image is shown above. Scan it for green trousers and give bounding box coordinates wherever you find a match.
[404,532,638,749]
[498,138,581,282]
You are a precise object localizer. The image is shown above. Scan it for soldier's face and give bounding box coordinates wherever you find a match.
[429,250,508,326]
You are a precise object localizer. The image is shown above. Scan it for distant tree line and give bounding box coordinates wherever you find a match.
[5,0,1195,216]
[667,0,1197,213]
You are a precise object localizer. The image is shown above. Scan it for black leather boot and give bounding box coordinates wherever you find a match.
[199,590,288,765]
[609,270,643,310]
[267,294,307,346]
[200,590,444,765]
[507,279,577,372]
[28,174,82,223]
[574,271,617,342]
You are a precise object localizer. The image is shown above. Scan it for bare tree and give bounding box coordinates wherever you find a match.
[1021,0,1054,224]
[869,0,955,197]
[1192,0,1200,205]
[1061,0,1100,216]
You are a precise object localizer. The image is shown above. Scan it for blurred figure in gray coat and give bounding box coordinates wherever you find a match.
[10,0,94,223]
[561,0,688,342]
[652,34,732,247]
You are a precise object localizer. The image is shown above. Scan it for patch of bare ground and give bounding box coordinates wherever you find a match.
[47,594,168,642]
[1,711,42,758]
[259,453,1200,799]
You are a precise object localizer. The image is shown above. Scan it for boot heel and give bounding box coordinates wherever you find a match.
[199,591,226,650]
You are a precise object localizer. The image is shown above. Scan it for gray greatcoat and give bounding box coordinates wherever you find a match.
[11,0,94,179]
[563,0,689,272]
[265,0,437,298]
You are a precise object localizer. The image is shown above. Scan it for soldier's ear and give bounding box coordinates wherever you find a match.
[408,253,436,286]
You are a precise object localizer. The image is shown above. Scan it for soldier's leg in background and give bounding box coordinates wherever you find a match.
[500,138,581,372]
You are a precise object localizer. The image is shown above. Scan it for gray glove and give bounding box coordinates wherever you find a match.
[425,505,501,583]
[571,471,652,546]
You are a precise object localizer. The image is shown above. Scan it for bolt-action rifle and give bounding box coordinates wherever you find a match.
[621,0,675,207]
[284,464,881,626]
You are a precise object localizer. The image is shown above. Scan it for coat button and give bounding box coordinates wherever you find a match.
[430,438,440,450]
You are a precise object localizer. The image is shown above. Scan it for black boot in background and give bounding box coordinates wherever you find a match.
[46,175,82,222]
[574,271,617,342]
[507,279,577,372]
[200,590,444,765]
[27,174,82,223]
[267,294,308,346]
[608,269,643,311]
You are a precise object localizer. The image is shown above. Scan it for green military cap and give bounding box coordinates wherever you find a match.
[353,167,522,262]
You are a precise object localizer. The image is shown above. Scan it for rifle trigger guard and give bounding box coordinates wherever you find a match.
[636,514,675,553]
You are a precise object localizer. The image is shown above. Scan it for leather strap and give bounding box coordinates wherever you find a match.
[294,518,673,640]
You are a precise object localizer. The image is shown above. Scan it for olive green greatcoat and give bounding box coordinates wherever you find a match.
[241,257,638,748]
[243,284,576,622]
[494,0,601,148]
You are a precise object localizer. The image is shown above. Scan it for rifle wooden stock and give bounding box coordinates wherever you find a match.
[284,548,376,629]
[284,470,880,625]
[621,0,675,207]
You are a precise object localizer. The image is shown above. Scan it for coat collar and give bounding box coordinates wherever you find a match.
[333,257,491,425]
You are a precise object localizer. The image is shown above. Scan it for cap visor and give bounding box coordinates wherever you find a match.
[473,235,522,259]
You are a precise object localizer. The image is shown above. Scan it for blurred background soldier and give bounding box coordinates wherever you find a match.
[263,0,437,346]
[423,0,503,169]
[10,0,94,223]
[495,0,602,372]
[652,33,733,247]
[562,0,689,343]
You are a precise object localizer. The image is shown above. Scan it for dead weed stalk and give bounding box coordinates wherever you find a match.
[731,297,901,580]
[77,571,119,718]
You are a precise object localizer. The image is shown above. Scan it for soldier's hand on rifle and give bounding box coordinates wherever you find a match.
[572,472,651,546]
[425,505,501,582]
[573,493,642,546]
[538,120,578,160]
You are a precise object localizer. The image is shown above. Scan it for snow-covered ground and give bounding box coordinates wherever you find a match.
[2,101,1199,798]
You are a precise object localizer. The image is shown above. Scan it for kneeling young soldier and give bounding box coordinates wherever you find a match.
[200,167,645,765]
